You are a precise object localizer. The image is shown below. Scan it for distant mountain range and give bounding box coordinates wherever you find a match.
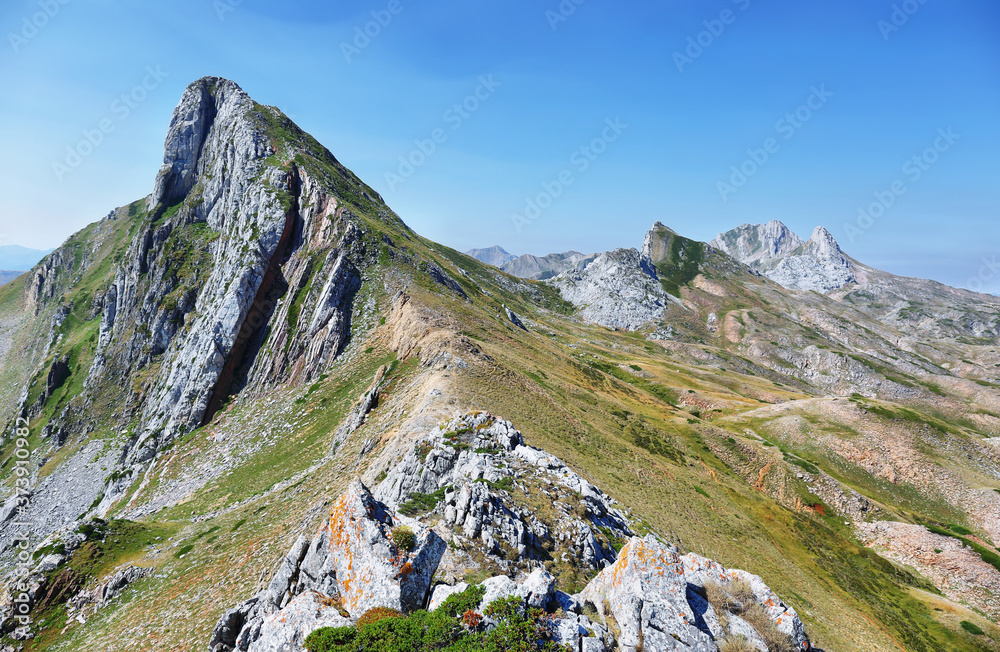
[471,220,864,296]
[463,245,517,267]
[0,271,23,286]
[466,248,599,280]
[0,244,53,271]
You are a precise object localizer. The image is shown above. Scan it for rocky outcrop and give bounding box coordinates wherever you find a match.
[858,521,1000,622]
[711,221,856,293]
[208,479,445,651]
[581,536,715,651]
[374,412,632,569]
[551,248,672,330]
[211,420,811,652]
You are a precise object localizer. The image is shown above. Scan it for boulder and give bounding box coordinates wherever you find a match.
[326,479,445,615]
[580,535,717,652]
[246,592,350,652]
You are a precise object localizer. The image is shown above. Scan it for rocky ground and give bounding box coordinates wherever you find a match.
[209,412,811,652]
[858,521,1000,622]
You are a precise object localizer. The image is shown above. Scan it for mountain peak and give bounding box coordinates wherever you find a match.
[150,77,255,210]
[465,245,517,267]
[711,222,854,293]
[809,225,842,255]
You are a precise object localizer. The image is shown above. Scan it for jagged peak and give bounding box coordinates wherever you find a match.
[808,225,842,256]
[149,77,257,210]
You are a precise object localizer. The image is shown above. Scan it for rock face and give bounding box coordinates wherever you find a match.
[710,221,856,293]
[208,479,445,651]
[581,536,810,652]
[551,248,672,330]
[11,76,390,518]
[581,536,716,651]
[374,412,632,569]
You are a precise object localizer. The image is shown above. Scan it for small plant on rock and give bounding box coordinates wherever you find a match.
[728,578,756,608]
[355,606,404,628]
[461,608,483,629]
[740,602,797,652]
[391,525,416,552]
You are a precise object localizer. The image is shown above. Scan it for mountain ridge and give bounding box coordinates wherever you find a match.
[0,77,997,651]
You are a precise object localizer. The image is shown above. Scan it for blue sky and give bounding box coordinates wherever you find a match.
[1,0,998,291]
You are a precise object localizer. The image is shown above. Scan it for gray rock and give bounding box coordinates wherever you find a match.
[581,535,715,651]
[210,480,446,651]
[550,248,671,330]
[246,592,350,652]
[710,221,856,293]
[428,582,468,611]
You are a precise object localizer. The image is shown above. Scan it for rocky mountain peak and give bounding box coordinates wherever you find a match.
[640,221,674,261]
[709,220,805,266]
[808,225,841,257]
[711,221,855,293]
[465,245,517,267]
[149,77,257,210]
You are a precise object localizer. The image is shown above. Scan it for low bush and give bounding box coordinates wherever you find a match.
[391,526,416,552]
[304,626,357,650]
[960,620,984,636]
[303,586,567,651]
[356,607,404,628]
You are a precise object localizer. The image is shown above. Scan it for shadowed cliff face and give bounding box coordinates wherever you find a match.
[9,77,380,512]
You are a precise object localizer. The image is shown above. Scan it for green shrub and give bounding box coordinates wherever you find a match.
[301,586,564,652]
[960,620,985,636]
[438,584,486,618]
[304,626,357,650]
[356,606,404,628]
[391,526,416,553]
[399,487,448,516]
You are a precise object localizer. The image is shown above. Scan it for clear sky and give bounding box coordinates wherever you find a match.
[1,0,998,291]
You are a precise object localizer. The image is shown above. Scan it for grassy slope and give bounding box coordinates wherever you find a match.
[11,228,995,652]
[4,103,997,650]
